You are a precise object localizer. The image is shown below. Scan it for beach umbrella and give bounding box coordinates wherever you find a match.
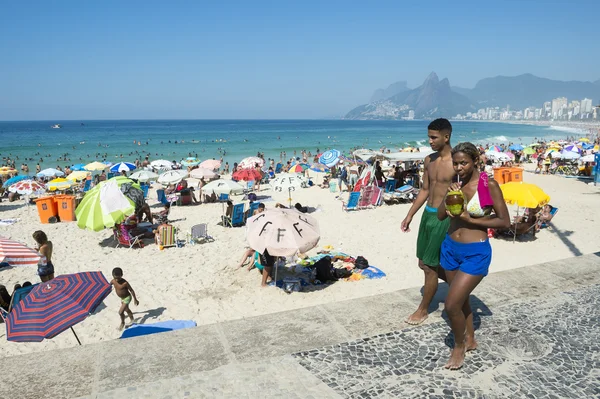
[150,160,173,170]
[37,168,65,178]
[238,157,264,169]
[158,170,187,185]
[289,163,309,173]
[522,147,536,155]
[509,144,524,151]
[488,145,503,152]
[84,162,108,171]
[129,170,158,182]
[47,178,75,191]
[562,145,581,154]
[579,138,590,143]
[504,152,515,159]
[2,175,33,188]
[232,168,262,182]
[309,163,329,173]
[544,148,558,157]
[0,237,41,267]
[270,175,306,193]
[110,162,137,173]
[180,157,201,167]
[485,151,511,161]
[246,208,320,256]
[75,180,136,231]
[5,271,111,344]
[581,154,595,163]
[189,168,218,179]
[66,171,90,181]
[0,167,18,176]
[319,149,341,167]
[202,179,245,196]
[559,151,580,160]
[9,180,46,195]
[71,164,87,171]
[581,143,594,150]
[500,182,550,209]
[199,159,221,170]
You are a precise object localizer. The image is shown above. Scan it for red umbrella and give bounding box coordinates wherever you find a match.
[232,168,262,181]
[0,237,41,267]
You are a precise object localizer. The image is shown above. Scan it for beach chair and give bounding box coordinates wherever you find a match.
[218,193,230,202]
[114,225,145,249]
[275,163,283,174]
[246,180,255,192]
[385,179,396,193]
[82,180,92,192]
[247,201,260,219]
[342,191,360,212]
[359,185,382,208]
[187,223,213,244]
[155,224,177,248]
[230,203,245,227]
[141,185,149,198]
[540,206,558,229]
[329,181,337,192]
[157,189,177,206]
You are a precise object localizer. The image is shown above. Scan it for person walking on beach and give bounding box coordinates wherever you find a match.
[33,230,54,282]
[436,142,509,369]
[110,267,139,330]
[401,118,455,325]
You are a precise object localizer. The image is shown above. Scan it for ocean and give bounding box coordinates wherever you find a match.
[0,120,576,170]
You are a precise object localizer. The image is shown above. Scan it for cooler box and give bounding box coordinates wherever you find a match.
[493,168,511,184]
[509,168,523,183]
[55,195,76,222]
[34,197,59,224]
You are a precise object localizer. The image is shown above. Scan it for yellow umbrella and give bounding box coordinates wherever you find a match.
[47,178,75,191]
[0,167,17,176]
[85,162,109,171]
[67,171,90,181]
[594,145,599,152]
[500,182,550,209]
[579,138,590,143]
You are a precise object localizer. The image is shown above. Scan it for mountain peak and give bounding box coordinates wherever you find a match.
[424,72,439,84]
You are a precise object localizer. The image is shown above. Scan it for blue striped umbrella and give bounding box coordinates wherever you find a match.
[5,271,111,344]
[2,175,33,188]
[319,149,341,167]
[110,162,137,173]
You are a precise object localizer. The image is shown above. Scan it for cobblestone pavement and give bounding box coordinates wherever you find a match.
[294,284,600,399]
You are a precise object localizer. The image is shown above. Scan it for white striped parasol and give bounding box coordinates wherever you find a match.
[0,237,41,267]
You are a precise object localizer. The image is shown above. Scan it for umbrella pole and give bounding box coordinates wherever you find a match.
[513,208,519,243]
[71,327,82,345]
[288,187,292,208]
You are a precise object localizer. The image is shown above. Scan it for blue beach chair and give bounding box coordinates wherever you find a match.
[218,193,230,202]
[275,163,283,174]
[342,191,361,212]
[247,201,260,219]
[141,185,149,198]
[231,203,245,227]
[385,179,396,193]
[82,180,92,192]
[540,206,558,229]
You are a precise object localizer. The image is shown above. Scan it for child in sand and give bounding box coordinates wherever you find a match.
[110,267,139,330]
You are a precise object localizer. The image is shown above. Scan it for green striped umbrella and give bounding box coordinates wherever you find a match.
[75,179,138,231]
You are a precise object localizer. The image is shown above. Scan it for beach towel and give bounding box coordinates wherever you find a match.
[0,219,19,226]
[478,173,493,208]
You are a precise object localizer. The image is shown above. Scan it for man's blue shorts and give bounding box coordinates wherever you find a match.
[440,234,492,276]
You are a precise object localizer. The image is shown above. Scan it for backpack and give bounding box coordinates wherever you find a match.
[340,168,348,181]
[314,257,336,282]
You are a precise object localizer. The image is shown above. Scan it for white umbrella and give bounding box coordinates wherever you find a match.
[202,179,245,196]
[581,154,595,163]
[269,175,306,193]
[246,208,320,256]
[8,180,46,195]
[99,181,134,217]
[485,151,511,161]
[239,157,264,169]
[129,170,158,182]
[150,160,173,170]
[37,168,65,178]
[558,151,580,160]
[190,168,218,179]
[158,170,187,185]
[110,162,136,173]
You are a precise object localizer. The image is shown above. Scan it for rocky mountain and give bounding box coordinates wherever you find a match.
[370,81,410,103]
[345,72,472,120]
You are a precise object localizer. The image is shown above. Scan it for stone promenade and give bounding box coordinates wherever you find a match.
[1,252,599,399]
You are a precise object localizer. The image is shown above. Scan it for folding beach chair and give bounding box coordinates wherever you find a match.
[385,179,396,193]
[247,201,260,220]
[141,185,149,198]
[230,203,245,227]
[218,193,230,202]
[82,180,92,193]
[275,163,283,173]
[540,206,558,229]
[114,224,145,249]
[157,189,177,206]
[155,224,177,248]
[342,191,360,212]
[187,224,214,244]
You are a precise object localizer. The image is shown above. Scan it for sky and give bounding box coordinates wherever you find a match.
[1,0,598,120]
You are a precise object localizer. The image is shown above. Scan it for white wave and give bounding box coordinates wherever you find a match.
[547,125,587,134]
[493,135,508,142]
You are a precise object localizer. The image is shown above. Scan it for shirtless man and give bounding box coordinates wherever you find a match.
[401,118,455,325]
[110,267,139,330]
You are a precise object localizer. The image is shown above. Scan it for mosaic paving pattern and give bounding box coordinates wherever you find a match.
[294,285,600,399]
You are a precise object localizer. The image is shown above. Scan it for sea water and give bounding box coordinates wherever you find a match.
[0,119,571,170]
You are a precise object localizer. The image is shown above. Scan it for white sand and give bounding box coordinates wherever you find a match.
[1,169,599,357]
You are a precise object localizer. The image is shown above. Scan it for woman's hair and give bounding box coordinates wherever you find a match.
[451,142,480,163]
[32,230,48,244]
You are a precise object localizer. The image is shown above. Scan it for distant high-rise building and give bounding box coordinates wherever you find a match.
[407,110,415,120]
[551,97,567,119]
[581,98,593,114]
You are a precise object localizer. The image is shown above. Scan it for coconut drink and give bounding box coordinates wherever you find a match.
[446,190,465,216]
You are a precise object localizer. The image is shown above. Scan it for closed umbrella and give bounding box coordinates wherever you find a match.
[319,149,341,167]
[129,170,158,182]
[75,180,136,231]
[110,162,137,173]
[2,175,33,188]
[202,179,245,196]
[199,159,221,170]
[189,168,218,179]
[8,180,46,195]
[5,271,111,344]
[239,157,264,169]
[246,208,320,256]
[37,168,65,178]
[84,162,109,171]
[47,178,75,191]
[0,237,41,266]
[158,170,187,185]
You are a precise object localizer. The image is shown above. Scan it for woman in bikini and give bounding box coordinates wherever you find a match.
[437,142,510,370]
[33,230,55,282]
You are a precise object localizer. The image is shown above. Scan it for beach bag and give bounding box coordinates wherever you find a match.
[333,268,353,279]
[354,256,369,270]
[314,257,336,282]
[247,193,257,202]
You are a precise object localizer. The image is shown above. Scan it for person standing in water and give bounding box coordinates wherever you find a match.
[401,118,455,325]
[437,142,509,369]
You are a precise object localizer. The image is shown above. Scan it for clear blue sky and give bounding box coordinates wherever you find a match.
[1,0,598,120]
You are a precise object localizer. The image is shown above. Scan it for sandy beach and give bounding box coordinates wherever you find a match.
[1,165,599,357]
